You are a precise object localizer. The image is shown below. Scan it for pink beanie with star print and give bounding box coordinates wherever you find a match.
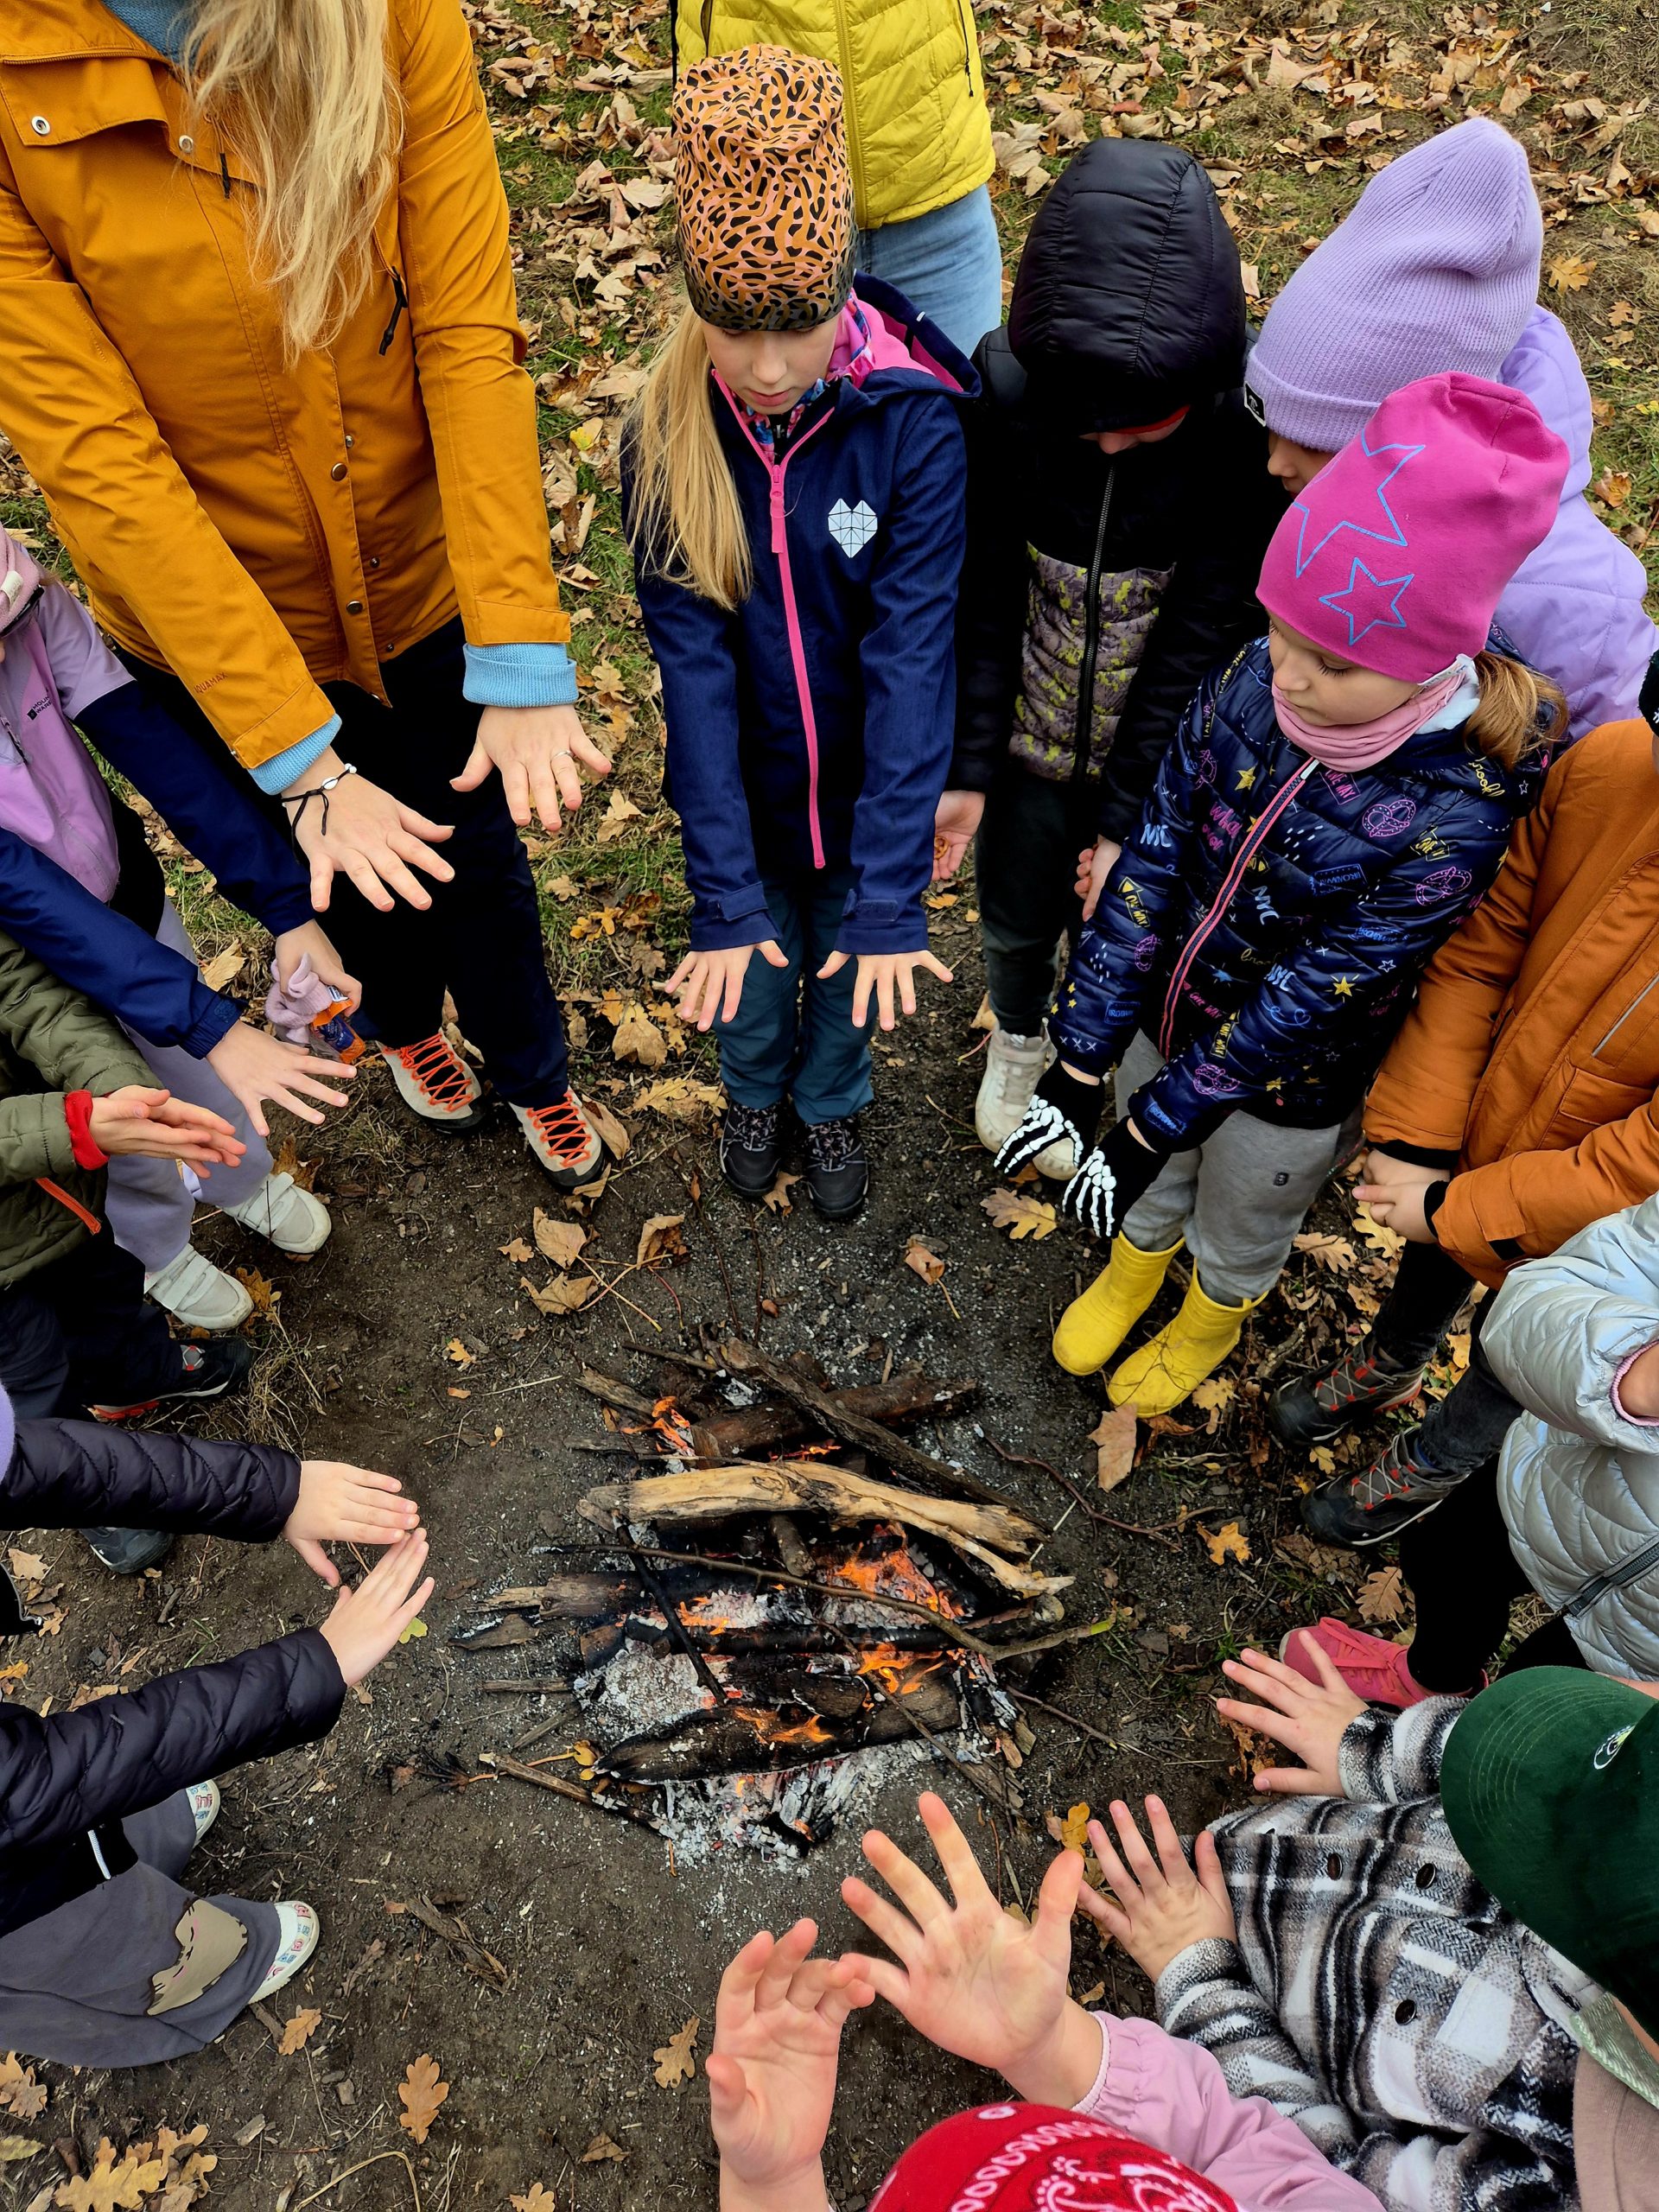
[1256,372,1567,682]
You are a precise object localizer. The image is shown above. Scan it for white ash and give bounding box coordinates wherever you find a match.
[651,1735,959,1865]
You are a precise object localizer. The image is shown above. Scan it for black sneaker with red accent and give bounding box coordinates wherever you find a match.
[1268,1344,1425,1448]
[1301,1427,1466,1548]
[512,1093,606,1190]
[90,1337,255,1422]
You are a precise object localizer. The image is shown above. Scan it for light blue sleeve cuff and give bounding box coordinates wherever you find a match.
[462,641,580,709]
[250,716,341,795]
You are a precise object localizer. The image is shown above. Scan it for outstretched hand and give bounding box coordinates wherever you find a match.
[817,949,953,1032]
[840,1791,1103,2107]
[206,1020,355,1138]
[665,941,790,1031]
[453,703,612,835]
[1078,1797,1236,1986]
[282,747,454,915]
[708,1919,872,2212]
[1216,1635,1367,1797]
[317,1532,433,1687]
[933,789,985,882]
[87,1087,245,1171]
[283,1460,422,1585]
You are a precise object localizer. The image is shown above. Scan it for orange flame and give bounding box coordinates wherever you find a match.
[855,1643,950,1698]
[737,1706,835,1748]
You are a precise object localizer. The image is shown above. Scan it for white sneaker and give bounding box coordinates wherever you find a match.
[378,1034,485,1128]
[250,1902,321,2002]
[224,1172,331,1255]
[144,1245,253,1332]
[186,1780,221,1841]
[974,1024,1077,1182]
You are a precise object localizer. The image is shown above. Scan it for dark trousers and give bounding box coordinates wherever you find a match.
[0,1233,177,1415]
[1400,1457,1587,1693]
[715,869,874,1125]
[1372,1241,1522,1479]
[975,759,1103,1039]
[119,620,569,1108]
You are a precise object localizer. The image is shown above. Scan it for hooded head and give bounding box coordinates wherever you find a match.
[1006,139,1247,433]
[1256,371,1567,683]
[672,47,856,335]
[869,2105,1238,2211]
[1246,118,1544,456]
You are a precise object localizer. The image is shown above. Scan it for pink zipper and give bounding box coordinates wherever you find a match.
[716,380,833,869]
[1158,757,1318,1056]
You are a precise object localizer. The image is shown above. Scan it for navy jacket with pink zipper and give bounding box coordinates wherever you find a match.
[1051,638,1541,1147]
[624,277,976,955]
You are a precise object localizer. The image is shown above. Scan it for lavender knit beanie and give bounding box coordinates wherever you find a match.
[1246,118,1543,453]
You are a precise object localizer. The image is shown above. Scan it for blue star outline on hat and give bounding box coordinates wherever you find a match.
[1290,430,1425,579]
[1319,559,1414,646]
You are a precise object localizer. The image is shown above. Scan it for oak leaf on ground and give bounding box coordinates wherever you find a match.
[277,2007,321,2056]
[1204,1521,1252,1567]
[762,1171,801,1215]
[510,2190,558,2212]
[1357,1564,1407,1624]
[583,1094,633,1159]
[612,1004,668,1068]
[0,2056,44,2120]
[652,2015,699,2088]
[595,790,644,842]
[1548,251,1596,290]
[397,2054,448,2144]
[54,2140,167,2212]
[981,1187,1058,1242]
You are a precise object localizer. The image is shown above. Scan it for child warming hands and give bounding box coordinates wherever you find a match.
[625,48,973,1220]
[995,372,1567,1414]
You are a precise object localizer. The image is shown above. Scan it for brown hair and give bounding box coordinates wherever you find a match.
[1466,652,1567,768]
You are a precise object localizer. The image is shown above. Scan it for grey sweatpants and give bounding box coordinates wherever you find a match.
[1114,1033,1358,1303]
[0,1789,279,2066]
[104,900,273,1274]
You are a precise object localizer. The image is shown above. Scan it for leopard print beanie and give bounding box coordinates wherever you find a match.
[673,46,857,334]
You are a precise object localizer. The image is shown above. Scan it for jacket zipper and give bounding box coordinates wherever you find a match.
[718,386,836,869]
[1592,972,1659,1058]
[1158,757,1318,1056]
[35,1179,100,1234]
[957,0,975,76]
[830,0,868,223]
[699,0,714,42]
[1071,463,1116,784]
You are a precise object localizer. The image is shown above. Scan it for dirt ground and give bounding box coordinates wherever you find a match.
[10,883,1388,2212]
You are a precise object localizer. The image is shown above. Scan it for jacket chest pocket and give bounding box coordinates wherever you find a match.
[1584,970,1659,1084]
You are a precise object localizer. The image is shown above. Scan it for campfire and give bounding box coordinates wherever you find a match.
[454,1340,1072,1857]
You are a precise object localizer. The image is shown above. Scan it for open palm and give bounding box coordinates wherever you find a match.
[841,1791,1078,2078]
[707,1921,871,2195]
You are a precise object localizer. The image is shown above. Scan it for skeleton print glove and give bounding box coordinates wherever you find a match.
[1062,1116,1168,1242]
[994,1062,1106,1179]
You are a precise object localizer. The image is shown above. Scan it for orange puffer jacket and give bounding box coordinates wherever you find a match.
[0,0,569,779]
[1365,720,1659,1287]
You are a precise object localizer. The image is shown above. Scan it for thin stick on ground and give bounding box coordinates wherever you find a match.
[1008,1688,1117,1748]
[982,1433,1185,1554]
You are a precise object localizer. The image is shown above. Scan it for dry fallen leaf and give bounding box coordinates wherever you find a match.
[1609,298,1639,327]
[612,1003,668,1068]
[4,1552,44,1590]
[1059,1802,1090,1853]
[970,994,996,1033]
[1204,1521,1252,1567]
[762,1170,801,1214]
[652,2016,699,2088]
[981,1186,1058,1242]
[583,1093,632,1159]
[520,1272,598,1315]
[397,2054,448,2145]
[498,1236,534,1264]
[444,1338,475,1367]
[54,2140,168,2212]
[1089,1403,1139,1494]
[0,2139,38,2165]
[532,1208,588,1269]
[903,1236,946,1286]
[636,1213,689,1268]
[595,789,645,842]
[1548,251,1597,291]
[199,944,245,993]
[580,2135,626,2164]
[1357,1563,1407,1624]
[277,2007,321,2056]
[0,2056,44,2121]
[510,2190,559,2212]
[1293,1230,1357,1274]
[639,1077,725,1123]
[233,1268,280,1317]
[1592,467,1631,509]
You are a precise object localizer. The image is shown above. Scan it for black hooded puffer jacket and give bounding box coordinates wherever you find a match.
[952,139,1287,839]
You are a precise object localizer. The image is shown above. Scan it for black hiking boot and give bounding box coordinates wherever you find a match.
[1268,1344,1425,1448]
[802,1115,868,1221]
[720,1100,785,1198]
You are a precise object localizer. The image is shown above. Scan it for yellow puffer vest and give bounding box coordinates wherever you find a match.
[674,0,995,231]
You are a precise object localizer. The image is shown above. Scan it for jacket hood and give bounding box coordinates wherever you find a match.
[841,276,981,404]
[1006,140,1247,430]
[1499,305,1592,500]
[0,531,42,639]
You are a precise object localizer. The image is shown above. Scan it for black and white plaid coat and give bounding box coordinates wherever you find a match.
[1157,1700,1593,2211]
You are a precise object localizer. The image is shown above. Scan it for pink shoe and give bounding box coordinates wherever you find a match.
[1279,1618,1436,1709]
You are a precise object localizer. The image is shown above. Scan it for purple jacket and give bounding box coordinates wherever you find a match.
[1497,308,1656,737]
[1076,2013,1383,2210]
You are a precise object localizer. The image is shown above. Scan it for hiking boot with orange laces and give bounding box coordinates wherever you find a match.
[378,1033,486,1130]
[512,1092,605,1190]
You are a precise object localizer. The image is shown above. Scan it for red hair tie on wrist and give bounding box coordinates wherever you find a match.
[63,1091,108,1170]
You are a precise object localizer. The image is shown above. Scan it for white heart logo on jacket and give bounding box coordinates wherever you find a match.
[827,499,878,557]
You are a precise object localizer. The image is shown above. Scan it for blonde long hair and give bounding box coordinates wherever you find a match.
[626,308,751,610]
[181,0,402,360]
[1467,652,1567,767]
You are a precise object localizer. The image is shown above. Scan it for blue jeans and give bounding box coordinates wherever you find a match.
[856,184,1003,357]
[716,869,874,1126]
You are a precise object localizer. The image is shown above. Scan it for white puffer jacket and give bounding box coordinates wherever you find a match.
[1485,1193,1659,1676]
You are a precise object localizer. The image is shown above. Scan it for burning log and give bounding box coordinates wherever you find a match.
[715,1340,1015,1511]
[578,1462,1065,1599]
[600,1664,964,1781]
[688,1375,980,1459]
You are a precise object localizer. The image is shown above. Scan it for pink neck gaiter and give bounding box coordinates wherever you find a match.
[1273,664,1466,772]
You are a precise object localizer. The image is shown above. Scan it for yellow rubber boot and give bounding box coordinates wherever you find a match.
[1108,1274,1268,1414]
[1052,1235,1184,1376]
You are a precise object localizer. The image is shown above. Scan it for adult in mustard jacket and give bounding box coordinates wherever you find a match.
[0,0,613,1185]
[673,0,1001,351]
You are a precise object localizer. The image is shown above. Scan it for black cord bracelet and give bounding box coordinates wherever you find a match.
[279,760,358,839]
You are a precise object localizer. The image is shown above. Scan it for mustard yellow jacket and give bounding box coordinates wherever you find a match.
[674,0,995,230]
[0,0,569,779]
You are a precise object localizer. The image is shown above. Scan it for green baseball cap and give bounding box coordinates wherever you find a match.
[1441,1669,1659,2038]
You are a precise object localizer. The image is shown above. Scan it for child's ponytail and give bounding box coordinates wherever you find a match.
[1466,652,1567,768]
[626,308,752,613]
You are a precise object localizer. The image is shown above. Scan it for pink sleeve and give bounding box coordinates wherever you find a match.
[1613,1346,1659,1427]
[1075,2014,1385,2212]
[33,580,131,721]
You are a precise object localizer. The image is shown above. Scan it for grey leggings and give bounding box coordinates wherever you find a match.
[1115,1033,1357,1303]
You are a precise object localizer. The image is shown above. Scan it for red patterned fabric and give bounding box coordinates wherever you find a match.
[869,2105,1239,2212]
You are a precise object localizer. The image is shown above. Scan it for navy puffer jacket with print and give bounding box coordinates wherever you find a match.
[1049,639,1542,1147]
